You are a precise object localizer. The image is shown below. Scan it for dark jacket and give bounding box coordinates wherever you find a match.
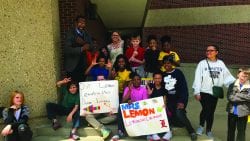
[2,105,30,130]
[226,80,250,117]
[163,69,189,113]
[64,28,92,72]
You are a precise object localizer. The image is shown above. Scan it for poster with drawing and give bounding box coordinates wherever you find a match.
[120,97,170,136]
[79,80,119,116]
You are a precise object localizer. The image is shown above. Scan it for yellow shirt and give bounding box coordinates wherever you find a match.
[158,51,180,71]
[115,69,131,93]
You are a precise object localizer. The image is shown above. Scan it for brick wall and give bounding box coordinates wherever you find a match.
[143,24,250,65]
[150,0,250,9]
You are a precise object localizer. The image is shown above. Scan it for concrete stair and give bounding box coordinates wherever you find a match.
[32,120,221,141]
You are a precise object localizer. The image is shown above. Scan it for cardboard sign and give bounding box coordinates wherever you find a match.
[120,97,170,136]
[79,80,119,116]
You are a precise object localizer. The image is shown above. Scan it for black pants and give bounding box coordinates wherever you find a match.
[66,53,87,83]
[4,124,32,141]
[227,113,247,141]
[46,103,80,128]
[199,93,218,132]
[168,109,195,134]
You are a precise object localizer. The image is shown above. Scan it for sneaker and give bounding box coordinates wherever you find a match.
[196,126,204,135]
[111,130,124,141]
[162,131,172,141]
[101,127,111,139]
[206,131,214,139]
[152,134,161,140]
[146,135,152,141]
[110,135,120,141]
[69,132,80,140]
[190,132,197,141]
[52,121,61,130]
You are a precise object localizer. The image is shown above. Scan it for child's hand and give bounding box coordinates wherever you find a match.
[62,77,71,83]
[66,114,73,122]
[128,81,133,91]
[146,85,153,95]
[132,51,138,56]
[1,125,13,136]
[128,100,132,105]
[105,60,112,69]
[111,70,117,78]
[194,94,201,101]
[91,58,98,66]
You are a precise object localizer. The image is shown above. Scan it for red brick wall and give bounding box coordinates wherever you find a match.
[143,24,250,65]
[150,0,250,9]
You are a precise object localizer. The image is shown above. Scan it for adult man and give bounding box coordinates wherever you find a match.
[64,16,92,82]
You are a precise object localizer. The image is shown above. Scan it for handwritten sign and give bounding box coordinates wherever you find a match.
[79,80,119,116]
[120,97,169,136]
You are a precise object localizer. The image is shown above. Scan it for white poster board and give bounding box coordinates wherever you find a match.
[79,80,119,116]
[120,97,170,136]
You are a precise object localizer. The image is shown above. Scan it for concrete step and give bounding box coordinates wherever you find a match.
[35,124,221,141]
[35,123,189,137]
[32,135,221,141]
[32,135,104,141]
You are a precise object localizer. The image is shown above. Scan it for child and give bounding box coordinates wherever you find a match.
[144,35,160,78]
[162,55,197,141]
[112,54,132,103]
[85,55,112,81]
[158,35,180,72]
[1,90,33,141]
[125,34,145,77]
[226,67,250,141]
[86,37,99,66]
[46,78,80,140]
[146,72,168,140]
[111,72,148,141]
[99,46,111,63]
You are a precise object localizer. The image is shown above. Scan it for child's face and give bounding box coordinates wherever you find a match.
[69,84,78,94]
[131,38,141,47]
[153,74,162,85]
[238,72,249,84]
[98,58,106,67]
[101,48,108,56]
[149,39,157,50]
[163,61,173,72]
[13,93,23,106]
[97,75,105,81]
[162,42,171,52]
[132,76,141,88]
[118,58,125,69]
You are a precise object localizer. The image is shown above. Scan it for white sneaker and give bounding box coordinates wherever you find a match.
[196,126,204,135]
[206,131,214,139]
[152,134,161,140]
[162,131,172,140]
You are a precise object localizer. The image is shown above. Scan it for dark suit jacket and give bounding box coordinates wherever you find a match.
[64,28,92,72]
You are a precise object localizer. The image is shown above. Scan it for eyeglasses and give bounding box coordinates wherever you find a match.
[206,50,216,52]
[112,34,119,36]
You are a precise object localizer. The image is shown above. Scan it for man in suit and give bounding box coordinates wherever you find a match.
[64,15,92,82]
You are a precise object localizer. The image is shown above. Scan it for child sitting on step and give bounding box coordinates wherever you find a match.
[46,77,81,140]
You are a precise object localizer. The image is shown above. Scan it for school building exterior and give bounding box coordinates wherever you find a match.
[0,0,249,140]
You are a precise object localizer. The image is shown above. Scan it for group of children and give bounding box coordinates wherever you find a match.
[1,33,249,141]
